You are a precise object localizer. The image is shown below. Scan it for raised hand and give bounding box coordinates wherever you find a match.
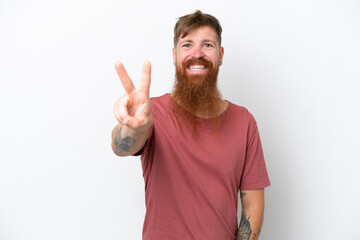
[113,61,153,133]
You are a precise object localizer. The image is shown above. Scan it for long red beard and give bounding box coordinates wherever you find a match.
[171,58,223,135]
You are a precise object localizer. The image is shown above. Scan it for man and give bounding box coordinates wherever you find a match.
[111,10,270,240]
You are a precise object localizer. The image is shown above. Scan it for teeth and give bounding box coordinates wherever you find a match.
[188,65,205,70]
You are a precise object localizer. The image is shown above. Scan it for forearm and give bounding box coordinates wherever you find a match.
[111,123,149,156]
[236,190,265,240]
[237,208,263,240]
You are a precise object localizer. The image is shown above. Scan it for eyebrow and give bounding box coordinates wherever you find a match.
[178,39,217,45]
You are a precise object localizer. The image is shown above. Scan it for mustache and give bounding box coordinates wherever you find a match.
[182,58,213,69]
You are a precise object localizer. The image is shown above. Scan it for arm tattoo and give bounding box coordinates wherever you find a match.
[237,212,252,240]
[251,228,261,240]
[113,127,135,153]
[240,192,247,198]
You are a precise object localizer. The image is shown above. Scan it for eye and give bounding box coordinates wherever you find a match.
[204,43,213,48]
[182,43,191,48]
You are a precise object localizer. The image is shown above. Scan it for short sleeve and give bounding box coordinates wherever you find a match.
[239,115,270,190]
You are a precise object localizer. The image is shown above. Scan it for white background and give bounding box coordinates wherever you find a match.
[1,0,360,239]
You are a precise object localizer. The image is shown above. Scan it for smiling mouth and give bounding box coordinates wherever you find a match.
[188,65,206,70]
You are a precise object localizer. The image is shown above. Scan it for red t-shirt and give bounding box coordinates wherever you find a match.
[139,94,270,240]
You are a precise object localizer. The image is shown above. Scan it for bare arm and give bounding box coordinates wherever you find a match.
[111,123,149,156]
[111,61,153,157]
[237,189,265,240]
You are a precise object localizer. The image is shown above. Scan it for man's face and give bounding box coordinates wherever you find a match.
[173,26,224,82]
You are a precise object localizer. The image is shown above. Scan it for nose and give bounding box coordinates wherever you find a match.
[191,46,205,59]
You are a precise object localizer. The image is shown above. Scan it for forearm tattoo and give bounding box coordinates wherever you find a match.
[237,211,261,240]
[113,127,135,153]
[237,212,252,240]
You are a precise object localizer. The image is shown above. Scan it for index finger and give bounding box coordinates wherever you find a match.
[138,61,151,96]
[115,61,136,93]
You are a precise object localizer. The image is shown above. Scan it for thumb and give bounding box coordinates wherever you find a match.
[123,116,141,129]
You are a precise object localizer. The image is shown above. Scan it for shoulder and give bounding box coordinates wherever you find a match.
[226,101,257,124]
[149,93,172,117]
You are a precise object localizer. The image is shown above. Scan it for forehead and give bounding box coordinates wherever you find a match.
[179,26,218,43]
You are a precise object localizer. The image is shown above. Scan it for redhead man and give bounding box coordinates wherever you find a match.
[112,10,270,240]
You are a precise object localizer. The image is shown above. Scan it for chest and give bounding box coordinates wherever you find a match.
[152,116,248,186]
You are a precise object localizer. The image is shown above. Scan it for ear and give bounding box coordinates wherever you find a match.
[172,47,176,62]
[219,47,224,63]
